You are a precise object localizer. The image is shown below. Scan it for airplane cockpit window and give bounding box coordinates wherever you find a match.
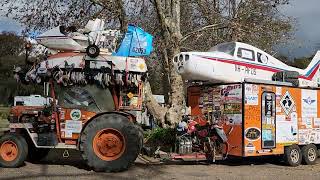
[257,52,268,64]
[209,42,236,55]
[237,48,255,61]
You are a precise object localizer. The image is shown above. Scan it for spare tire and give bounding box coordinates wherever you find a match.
[80,113,142,172]
[86,45,100,58]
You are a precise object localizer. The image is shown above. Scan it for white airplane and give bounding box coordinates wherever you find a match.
[173,42,320,87]
[36,19,121,56]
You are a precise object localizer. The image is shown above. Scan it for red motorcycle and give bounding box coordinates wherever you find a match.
[172,115,230,162]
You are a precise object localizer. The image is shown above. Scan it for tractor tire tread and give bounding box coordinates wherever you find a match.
[0,133,28,168]
[80,113,142,172]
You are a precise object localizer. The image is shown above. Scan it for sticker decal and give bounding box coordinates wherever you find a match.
[301,89,317,118]
[280,91,295,115]
[70,109,81,121]
[245,127,261,141]
[245,142,256,153]
[65,120,83,138]
[245,94,258,105]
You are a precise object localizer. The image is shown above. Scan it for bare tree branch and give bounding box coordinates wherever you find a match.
[180,23,225,43]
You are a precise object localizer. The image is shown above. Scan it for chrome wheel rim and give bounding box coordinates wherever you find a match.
[290,149,299,163]
[89,47,96,54]
[308,148,317,162]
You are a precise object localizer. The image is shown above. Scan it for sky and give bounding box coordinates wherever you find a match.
[0,0,320,59]
[278,0,320,59]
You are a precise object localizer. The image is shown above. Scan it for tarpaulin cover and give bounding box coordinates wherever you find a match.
[113,25,153,57]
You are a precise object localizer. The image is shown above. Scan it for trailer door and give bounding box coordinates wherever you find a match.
[261,92,276,149]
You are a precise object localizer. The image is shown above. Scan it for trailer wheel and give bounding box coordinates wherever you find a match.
[86,45,100,58]
[80,114,142,172]
[0,134,28,167]
[301,144,318,165]
[283,145,302,167]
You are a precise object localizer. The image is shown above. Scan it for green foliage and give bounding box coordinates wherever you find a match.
[0,32,43,106]
[0,32,25,56]
[145,128,176,146]
[289,56,313,69]
[276,54,313,69]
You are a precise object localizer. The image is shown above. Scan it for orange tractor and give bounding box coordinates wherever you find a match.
[0,23,153,172]
[0,81,144,172]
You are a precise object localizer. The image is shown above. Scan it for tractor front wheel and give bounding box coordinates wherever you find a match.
[0,134,28,168]
[80,114,142,172]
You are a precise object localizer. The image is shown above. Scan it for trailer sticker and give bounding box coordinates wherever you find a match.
[298,129,315,144]
[280,91,295,115]
[245,142,256,153]
[275,87,282,96]
[226,114,242,125]
[245,95,258,105]
[221,85,242,103]
[276,115,297,144]
[302,118,313,129]
[262,129,273,142]
[301,89,317,118]
[314,118,320,127]
[245,127,261,141]
[245,84,258,95]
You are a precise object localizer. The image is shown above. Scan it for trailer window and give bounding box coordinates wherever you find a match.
[261,92,276,149]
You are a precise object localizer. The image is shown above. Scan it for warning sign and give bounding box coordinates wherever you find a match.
[280,91,295,115]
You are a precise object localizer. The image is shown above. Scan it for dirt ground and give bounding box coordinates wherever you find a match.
[1,149,320,180]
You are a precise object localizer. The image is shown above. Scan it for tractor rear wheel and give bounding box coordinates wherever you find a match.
[80,114,142,172]
[0,134,28,167]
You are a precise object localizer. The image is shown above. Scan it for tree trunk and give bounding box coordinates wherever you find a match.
[144,81,167,125]
[153,0,186,126]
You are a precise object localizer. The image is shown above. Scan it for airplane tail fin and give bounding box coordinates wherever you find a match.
[302,51,320,80]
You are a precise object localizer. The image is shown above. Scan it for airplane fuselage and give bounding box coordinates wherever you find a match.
[174,42,320,87]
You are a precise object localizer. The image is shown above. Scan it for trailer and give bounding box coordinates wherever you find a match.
[186,79,320,166]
